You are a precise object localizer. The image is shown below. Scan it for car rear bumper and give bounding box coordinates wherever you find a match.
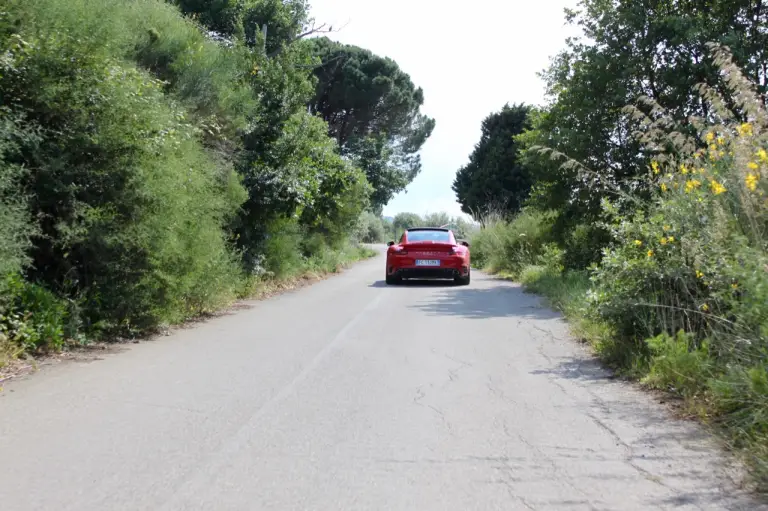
[387,257,470,279]
[393,267,462,279]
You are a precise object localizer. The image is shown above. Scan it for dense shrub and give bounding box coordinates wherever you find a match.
[0,113,36,288]
[590,48,768,355]
[562,222,611,270]
[1,28,248,332]
[355,212,388,243]
[470,209,556,275]
[0,274,74,353]
[0,0,380,357]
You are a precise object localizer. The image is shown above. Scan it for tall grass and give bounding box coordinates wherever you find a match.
[471,209,558,275]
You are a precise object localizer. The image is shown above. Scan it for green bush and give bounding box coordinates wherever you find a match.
[10,0,257,132]
[354,212,387,243]
[563,222,612,270]
[0,0,377,362]
[643,331,712,398]
[470,209,556,276]
[0,274,70,353]
[261,218,305,280]
[0,112,36,287]
[1,24,246,333]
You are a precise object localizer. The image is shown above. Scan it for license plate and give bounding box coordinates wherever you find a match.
[415,259,440,266]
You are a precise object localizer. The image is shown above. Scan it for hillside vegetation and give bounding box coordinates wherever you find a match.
[0,0,433,362]
[461,1,768,490]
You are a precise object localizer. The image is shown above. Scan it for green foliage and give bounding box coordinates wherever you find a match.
[260,218,304,280]
[0,111,36,284]
[503,0,768,261]
[562,222,612,270]
[172,0,309,54]
[1,28,246,332]
[391,212,423,240]
[421,212,450,228]
[453,104,533,218]
[710,365,768,446]
[0,0,377,362]
[0,274,71,353]
[470,209,556,276]
[172,0,249,37]
[308,37,435,211]
[354,212,387,243]
[643,331,713,398]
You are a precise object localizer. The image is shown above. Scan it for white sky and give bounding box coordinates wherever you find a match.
[308,0,582,219]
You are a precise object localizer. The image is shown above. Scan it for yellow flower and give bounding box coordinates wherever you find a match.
[660,183,668,192]
[659,237,667,245]
[647,249,654,258]
[758,149,768,162]
[684,179,702,193]
[634,240,643,247]
[709,180,726,195]
[662,225,670,231]
[738,123,754,137]
[696,270,704,279]
[731,283,739,290]
[667,236,675,242]
[680,164,689,174]
[717,136,725,145]
[746,173,759,191]
[701,303,709,312]
[651,161,660,174]
[719,151,725,157]
[705,132,715,143]
[748,161,759,170]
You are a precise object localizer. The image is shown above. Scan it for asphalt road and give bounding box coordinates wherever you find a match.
[0,246,763,510]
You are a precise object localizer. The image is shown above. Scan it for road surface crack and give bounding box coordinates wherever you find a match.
[413,385,453,435]
[586,409,671,489]
[499,416,599,510]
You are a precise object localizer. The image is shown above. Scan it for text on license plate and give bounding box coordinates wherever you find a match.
[415,259,440,266]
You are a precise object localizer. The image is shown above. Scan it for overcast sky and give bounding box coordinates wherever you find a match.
[309,0,582,219]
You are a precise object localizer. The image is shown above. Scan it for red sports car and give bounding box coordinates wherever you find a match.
[385,227,471,285]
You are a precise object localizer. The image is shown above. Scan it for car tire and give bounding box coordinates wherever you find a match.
[385,274,400,285]
[455,270,470,286]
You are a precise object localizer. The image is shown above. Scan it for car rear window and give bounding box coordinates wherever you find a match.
[406,230,451,242]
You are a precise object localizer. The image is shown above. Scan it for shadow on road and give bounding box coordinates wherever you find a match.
[383,278,764,509]
[409,284,562,320]
[369,279,457,288]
